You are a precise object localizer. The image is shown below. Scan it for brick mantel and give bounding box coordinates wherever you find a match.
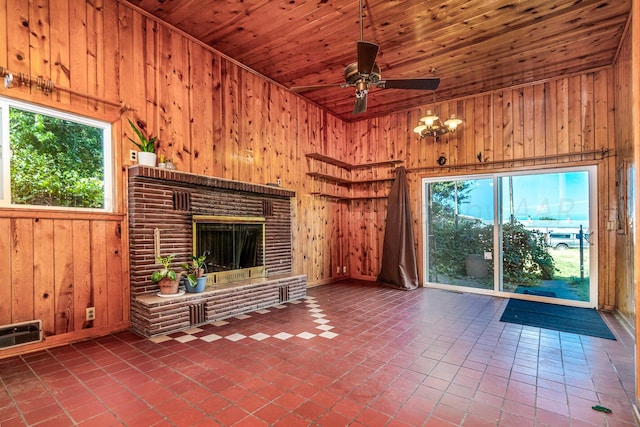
[128,165,295,198]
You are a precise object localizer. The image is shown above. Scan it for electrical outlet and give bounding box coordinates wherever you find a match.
[129,149,137,162]
[337,266,340,274]
[86,307,95,321]
[277,178,282,186]
[343,266,347,273]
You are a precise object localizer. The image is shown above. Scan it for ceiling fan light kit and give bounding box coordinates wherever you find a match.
[290,0,440,115]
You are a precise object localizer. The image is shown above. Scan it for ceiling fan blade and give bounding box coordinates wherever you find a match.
[290,83,346,92]
[376,78,441,91]
[353,93,368,114]
[357,41,379,75]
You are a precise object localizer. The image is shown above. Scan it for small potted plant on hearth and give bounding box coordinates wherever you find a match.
[181,253,208,293]
[151,254,182,295]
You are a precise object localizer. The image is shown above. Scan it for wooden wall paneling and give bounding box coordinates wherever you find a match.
[522,87,535,165]
[0,0,7,69]
[0,218,11,325]
[463,98,477,166]
[533,84,546,165]
[119,5,143,157]
[49,0,70,104]
[90,221,107,328]
[72,220,91,332]
[53,220,73,334]
[33,218,55,336]
[106,220,126,323]
[11,218,34,323]
[512,89,524,163]
[568,75,582,157]
[492,92,504,163]
[544,81,558,162]
[143,17,159,141]
[86,0,105,113]
[189,41,214,175]
[210,55,224,177]
[221,59,241,180]
[581,73,595,154]
[502,90,514,162]
[555,78,569,159]
[157,25,190,168]
[69,0,88,109]
[6,0,30,77]
[28,0,51,105]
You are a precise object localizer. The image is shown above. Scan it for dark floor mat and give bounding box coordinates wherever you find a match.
[500,299,616,340]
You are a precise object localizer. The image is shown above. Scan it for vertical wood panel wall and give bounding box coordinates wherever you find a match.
[0,0,345,357]
[345,70,618,310]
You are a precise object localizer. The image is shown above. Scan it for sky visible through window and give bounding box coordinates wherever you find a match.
[459,171,589,221]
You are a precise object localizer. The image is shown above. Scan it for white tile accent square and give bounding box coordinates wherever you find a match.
[149,335,173,343]
[319,331,339,339]
[289,300,302,304]
[235,314,251,320]
[306,304,320,308]
[201,333,223,342]
[315,324,334,331]
[311,313,326,318]
[175,334,198,343]
[211,320,229,327]
[273,305,287,309]
[308,308,323,313]
[273,332,293,340]
[313,318,330,324]
[182,327,203,334]
[250,333,271,341]
[255,309,271,314]
[297,332,316,340]
[225,333,246,342]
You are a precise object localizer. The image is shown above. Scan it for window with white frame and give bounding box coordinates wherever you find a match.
[0,97,113,211]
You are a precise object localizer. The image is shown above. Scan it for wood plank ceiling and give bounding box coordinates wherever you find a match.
[124,0,631,121]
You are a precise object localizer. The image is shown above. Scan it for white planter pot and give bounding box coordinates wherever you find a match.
[138,152,157,167]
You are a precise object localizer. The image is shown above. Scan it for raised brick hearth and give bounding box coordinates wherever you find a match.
[128,165,306,337]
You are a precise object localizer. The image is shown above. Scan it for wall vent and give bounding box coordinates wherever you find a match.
[0,320,43,350]
[173,191,191,211]
[278,285,290,303]
[189,303,206,325]
[262,200,273,217]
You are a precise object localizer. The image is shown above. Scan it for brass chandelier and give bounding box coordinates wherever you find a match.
[413,90,463,138]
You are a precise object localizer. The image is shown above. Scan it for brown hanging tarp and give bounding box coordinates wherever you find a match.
[377,166,419,290]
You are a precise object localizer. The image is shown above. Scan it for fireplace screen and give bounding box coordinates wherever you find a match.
[193,216,265,282]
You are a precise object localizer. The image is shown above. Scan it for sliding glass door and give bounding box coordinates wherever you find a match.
[425,177,495,291]
[423,167,596,307]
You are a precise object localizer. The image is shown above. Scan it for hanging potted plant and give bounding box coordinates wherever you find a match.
[127,118,157,167]
[181,254,207,293]
[151,254,182,295]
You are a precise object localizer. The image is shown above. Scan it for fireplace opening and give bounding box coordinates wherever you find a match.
[193,215,265,284]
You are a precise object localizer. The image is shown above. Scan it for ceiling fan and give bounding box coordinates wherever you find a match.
[290,0,440,114]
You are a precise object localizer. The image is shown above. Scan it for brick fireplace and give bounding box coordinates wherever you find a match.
[127,166,306,336]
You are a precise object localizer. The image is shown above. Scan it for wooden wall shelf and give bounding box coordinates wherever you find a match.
[305,153,403,171]
[306,172,395,186]
[306,153,401,201]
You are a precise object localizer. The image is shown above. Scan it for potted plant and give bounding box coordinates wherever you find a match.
[181,254,207,293]
[151,254,182,295]
[127,118,157,167]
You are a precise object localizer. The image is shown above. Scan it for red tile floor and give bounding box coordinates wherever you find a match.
[0,280,637,426]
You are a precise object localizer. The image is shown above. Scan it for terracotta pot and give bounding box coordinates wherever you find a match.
[158,273,182,295]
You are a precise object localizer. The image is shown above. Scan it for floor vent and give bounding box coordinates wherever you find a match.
[278,285,290,303]
[0,320,43,350]
[189,303,206,325]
